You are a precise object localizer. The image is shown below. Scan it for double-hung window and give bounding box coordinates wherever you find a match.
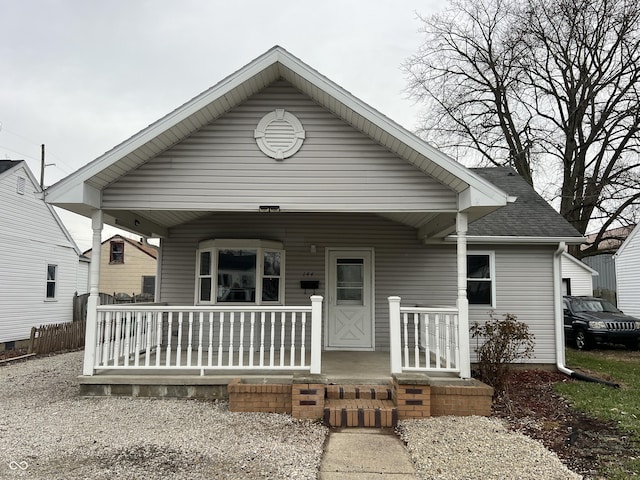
[467,252,495,307]
[110,241,124,264]
[46,264,57,300]
[196,239,284,304]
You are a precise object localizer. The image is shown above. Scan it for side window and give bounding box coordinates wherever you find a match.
[46,264,57,299]
[110,241,124,264]
[467,252,495,306]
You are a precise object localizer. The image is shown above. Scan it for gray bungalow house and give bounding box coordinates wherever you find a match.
[44,47,582,422]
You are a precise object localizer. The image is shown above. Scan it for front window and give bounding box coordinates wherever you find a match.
[467,252,495,306]
[110,241,124,264]
[196,239,284,304]
[46,264,57,299]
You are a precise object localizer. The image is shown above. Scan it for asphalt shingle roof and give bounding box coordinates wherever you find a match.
[0,160,21,175]
[469,167,582,239]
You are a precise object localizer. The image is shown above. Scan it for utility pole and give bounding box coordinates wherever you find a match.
[40,144,45,189]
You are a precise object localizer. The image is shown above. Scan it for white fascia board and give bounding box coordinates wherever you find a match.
[46,182,101,208]
[614,224,639,258]
[562,252,599,276]
[446,235,586,245]
[458,186,508,211]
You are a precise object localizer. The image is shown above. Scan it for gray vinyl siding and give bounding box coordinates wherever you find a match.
[102,81,457,212]
[158,213,558,362]
[616,228,640,317]
[0,166,80,343]
[561,255,593,296]
[469,244,558,364]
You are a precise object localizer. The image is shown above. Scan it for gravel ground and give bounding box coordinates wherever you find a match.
[1,351,581,479]
[0,351,327,479]
[398,417,581,480]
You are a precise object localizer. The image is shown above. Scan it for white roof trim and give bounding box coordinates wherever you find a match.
[562,252,599,276]
[614,224,640,258]
[446,235,586,245]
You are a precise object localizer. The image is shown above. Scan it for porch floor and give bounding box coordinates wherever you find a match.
[82,351,407,385]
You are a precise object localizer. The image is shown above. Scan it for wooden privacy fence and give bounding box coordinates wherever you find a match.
[29,321,86,355]
[73,292,116,323]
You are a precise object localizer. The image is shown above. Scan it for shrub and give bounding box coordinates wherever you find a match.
[470,313,535,394]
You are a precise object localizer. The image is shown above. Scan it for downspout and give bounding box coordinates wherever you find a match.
[553,242,620,387]
[553,241,573,376]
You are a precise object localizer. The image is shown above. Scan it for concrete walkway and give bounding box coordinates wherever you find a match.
[319,428,418,479]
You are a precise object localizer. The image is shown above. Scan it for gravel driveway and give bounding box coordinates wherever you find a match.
[1,351,580,479]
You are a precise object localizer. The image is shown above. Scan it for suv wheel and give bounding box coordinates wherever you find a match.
[574,329,592,350]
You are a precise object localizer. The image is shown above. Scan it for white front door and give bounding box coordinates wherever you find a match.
[326,249,374,350]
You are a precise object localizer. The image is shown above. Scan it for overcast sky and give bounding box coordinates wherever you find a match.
[1,0,445,251]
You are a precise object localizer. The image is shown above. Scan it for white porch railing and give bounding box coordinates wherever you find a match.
[89,296,323,375]
[388,297,460,375]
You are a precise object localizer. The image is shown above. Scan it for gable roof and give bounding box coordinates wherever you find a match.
[614,223,640,258]
[562,252,599,276]
[0,160,83,255]
[83,234,158,259]
[44,46,509,238]
[0,160,22,175]
[464,167,583,243]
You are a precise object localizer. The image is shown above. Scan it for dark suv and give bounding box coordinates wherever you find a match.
[563,296,640,350]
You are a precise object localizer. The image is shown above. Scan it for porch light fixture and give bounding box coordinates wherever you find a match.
[259,205,280,213]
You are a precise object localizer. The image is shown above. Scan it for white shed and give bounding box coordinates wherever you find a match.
[615,224,640,317]
[561,252,597,296]
[0,160,88,347]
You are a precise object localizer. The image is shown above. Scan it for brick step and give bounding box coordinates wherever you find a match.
[325,384,393,400]
[323,398,397,428]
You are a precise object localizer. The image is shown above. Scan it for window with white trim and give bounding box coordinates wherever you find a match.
[46,264,57,300]
[467,252,495,306]
[196,239,284,304]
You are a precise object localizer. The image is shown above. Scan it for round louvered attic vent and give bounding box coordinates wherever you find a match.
[254,109,305,160]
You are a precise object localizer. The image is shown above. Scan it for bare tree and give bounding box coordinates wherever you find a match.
[404,0,640,257]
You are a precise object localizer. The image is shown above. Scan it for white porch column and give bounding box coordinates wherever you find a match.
[82,210,103,376]
[309,295,323,375]
[456,212,471,379]
[388,296,402,375]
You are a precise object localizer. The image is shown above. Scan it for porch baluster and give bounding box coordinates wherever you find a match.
[113,311,122,367]
[300,312,306,367]
[238,312,245,367]
[155,312,163,367]
[259,312,265,367]
[102,311,112,367]
[134,311,143,367]
[434,314,441,369]
[280,312,286,367]
[444,314,451,369]
[207,312,213,367]
[197,312,204,367]
[248,312,255,367]
[290,312,296,367]
[269,312,275,367]
[413,313,419,368]
[176,312,183,367]
[95,312,104,366]
[402,312,409,368]
[145,311,153,367]
[423,313,431,369]
[217,312,224,367]
[228,312,235,367]
[124,312,132,366]
[165,312,173,367]
[187,312,194,367]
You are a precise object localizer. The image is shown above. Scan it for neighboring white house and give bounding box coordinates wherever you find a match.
[615,224,640,317]
[561,252,597,296]
[0,160,88,348]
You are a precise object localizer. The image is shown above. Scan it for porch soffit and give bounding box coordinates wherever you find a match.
[45,46,508,220]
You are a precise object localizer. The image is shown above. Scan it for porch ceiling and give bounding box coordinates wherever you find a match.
[45,46,508,237]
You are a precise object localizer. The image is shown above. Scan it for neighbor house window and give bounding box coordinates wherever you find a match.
[142,276,156,295]
[467,252,495,306]
[110,241,124,264]
[46,264,57,299]
[196,239,284,304]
